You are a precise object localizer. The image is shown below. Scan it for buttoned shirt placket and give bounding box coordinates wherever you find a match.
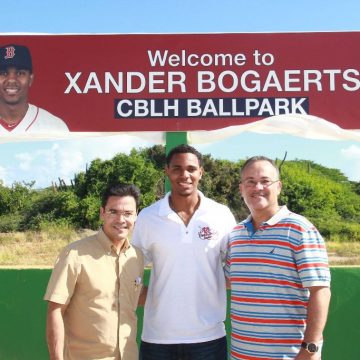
[111,245,122,360]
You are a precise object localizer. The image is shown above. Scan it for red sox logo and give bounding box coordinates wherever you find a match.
[198,226,218,241]
[5,46,16,60]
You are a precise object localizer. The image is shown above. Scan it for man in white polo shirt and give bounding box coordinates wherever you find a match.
[132,144,236,360]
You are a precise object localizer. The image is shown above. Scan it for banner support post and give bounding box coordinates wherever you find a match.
[165,131,188,192]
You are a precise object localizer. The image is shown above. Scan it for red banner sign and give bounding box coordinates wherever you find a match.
[0,32,359,133]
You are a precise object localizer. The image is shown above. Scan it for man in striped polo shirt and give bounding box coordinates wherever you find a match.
[226,156,331,360]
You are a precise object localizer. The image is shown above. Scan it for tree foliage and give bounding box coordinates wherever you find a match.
[0,147,359,241]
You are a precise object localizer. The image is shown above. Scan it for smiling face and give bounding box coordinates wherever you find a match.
[165,152,203,197]
[100,195,137,246]
[0,67,33,107]
[240,160,282,220]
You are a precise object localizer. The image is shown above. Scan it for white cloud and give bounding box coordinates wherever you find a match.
[341,144,360,159]
[1,135,157,188]
[341,144,360,181]
[2,134,360,187]
[15,152,34,171]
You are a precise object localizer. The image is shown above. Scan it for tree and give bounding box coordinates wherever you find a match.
[201,156,245,221]
[1,149,360,240]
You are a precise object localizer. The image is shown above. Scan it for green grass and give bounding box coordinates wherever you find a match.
[326,241,360,266]
[0,228,95,266]
[1,229,359,266]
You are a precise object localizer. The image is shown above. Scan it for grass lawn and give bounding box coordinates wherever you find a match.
[1,230,359,266]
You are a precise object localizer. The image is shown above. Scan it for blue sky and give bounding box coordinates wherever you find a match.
[1,0,360,187]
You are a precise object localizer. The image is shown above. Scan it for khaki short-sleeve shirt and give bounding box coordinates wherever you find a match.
[44,229,144,360]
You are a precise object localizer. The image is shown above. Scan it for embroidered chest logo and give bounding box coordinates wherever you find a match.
[198,226,218,241]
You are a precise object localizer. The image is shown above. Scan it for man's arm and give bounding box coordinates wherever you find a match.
[295,286,331,360]
[225,276,231,290]
[46,301,68,360]
[138,285,148,306]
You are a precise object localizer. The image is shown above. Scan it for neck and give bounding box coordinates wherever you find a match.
[251,206,280,229]
[0,103,28,124]
[169,192,200,212]
[169,193,201,226]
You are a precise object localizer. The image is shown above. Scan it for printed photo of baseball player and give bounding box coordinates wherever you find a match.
[0,44,69,134]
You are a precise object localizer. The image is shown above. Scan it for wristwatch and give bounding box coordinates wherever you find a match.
[301,341,319,353]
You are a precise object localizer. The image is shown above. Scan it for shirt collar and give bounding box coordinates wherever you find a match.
[265,205,290,225]
[159,190,205,217]
[97,228,131,255]
[244,205,290,227]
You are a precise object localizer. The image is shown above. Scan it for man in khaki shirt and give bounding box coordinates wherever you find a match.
[44,183,144,360]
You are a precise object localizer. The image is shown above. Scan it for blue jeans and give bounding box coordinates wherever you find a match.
[140,336,227,360]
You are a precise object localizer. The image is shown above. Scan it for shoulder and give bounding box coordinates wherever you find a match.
[129,244,144,261]
[61,233,99,255]
[232,220,248,230]
[137,198,163,218]
[280,210,319,233]
[202,196,234,215]
[32,105,69,131]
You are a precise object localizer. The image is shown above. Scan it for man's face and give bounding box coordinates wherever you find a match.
[240,160,282,216]
[100,195,137,244]
[165,152,203,197]
[0,67,33,106]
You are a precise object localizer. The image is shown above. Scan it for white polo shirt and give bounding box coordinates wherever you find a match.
[132,191,236,344]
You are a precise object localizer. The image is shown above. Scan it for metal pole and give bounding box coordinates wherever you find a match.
[165,132,188,192]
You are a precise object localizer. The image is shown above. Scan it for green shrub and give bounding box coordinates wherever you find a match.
[311,217,360,242]
[38,219,77,242]
[0,213,24,232]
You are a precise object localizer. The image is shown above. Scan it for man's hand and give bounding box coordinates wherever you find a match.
[295,347,321,360]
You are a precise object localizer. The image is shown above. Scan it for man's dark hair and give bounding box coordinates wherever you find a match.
[101,183,141,209]
[240,156,280,179]
[166,144,203,167]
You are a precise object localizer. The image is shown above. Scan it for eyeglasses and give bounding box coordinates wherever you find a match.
[242,179,280,188]
[104,209,136,219]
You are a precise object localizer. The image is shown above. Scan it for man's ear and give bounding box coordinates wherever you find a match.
[29,73,34,87]
[239,182,243,197]
[199,166,204,179]
[99,207,105,222]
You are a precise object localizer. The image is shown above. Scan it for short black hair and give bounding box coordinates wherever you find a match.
[166,144,203,167]
[240,156,280,179]
[101,183,141,209]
